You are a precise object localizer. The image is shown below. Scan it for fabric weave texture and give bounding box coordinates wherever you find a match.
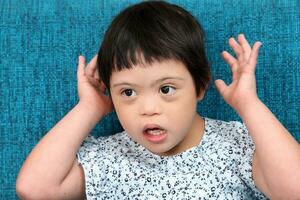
[0,0,299,199]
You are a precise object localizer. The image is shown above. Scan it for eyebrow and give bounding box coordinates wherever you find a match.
[112,77,185,88]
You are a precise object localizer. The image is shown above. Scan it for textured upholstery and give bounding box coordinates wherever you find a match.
[1,0,299,198]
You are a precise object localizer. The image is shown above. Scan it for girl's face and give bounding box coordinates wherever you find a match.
[110,59,205,156]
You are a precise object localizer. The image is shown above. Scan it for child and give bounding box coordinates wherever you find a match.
[16,1,300,199]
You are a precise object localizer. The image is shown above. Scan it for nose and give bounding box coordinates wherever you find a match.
[139,96,162,116]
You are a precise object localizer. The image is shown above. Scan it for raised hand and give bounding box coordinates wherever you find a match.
[215,34,262,113]
[77,55,114,117]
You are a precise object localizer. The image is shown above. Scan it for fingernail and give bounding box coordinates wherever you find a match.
[256,41,262,46]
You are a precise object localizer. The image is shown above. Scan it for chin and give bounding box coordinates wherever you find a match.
[147,145,177,156]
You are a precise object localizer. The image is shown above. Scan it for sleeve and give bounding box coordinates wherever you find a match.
[230,121,269,200]
[76,134,107,199]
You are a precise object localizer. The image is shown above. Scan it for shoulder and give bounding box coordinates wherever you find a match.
[75,132,138,198]
[204,117,250,143]
[76,131,138,164]
[204,118,268,197]
[204,117,247,132]
[203,117,255,160]
[78,131,133,154]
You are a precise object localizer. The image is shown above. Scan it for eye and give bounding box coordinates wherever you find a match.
[160,86,176,95]
[121,89,136,97]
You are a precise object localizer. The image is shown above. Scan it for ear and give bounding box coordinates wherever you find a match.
[197,89,206,101]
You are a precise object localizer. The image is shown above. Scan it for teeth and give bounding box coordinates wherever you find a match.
[147,129,165,136]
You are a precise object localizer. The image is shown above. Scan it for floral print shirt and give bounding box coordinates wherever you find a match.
[76,117,268,200]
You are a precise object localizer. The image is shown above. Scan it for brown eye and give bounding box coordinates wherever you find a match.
[160,86,176,95]
[121,89,136,97]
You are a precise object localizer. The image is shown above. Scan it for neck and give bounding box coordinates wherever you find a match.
[160,113,205,156]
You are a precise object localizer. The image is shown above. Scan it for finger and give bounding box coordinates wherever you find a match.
[93,64,106,92]
[222,51,239,80]
[85,55,98,77]
[215,79,228,98]
[100,81,107,92]
[94,66,100,80]
[238,34,251,60]
[248,42,262,71]
[87,74,106,92]
[77,56,86,79]
[228,37,243,62]
[222,51,237,68]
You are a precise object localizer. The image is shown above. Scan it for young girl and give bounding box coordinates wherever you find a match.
[16,1,300,199]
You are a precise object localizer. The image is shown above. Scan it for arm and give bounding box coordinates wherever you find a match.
[215,34,300,199]
[239,96,300,199]
[16,55,113,199]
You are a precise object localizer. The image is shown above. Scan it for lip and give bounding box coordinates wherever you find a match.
[142,123,168,143]
[142,124,165,133]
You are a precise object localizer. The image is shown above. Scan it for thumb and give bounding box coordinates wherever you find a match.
[215,79,228,97]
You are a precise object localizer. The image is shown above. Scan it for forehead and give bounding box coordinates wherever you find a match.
[110,59,189,82]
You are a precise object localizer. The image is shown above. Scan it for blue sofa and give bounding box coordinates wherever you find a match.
[1,0,299,199]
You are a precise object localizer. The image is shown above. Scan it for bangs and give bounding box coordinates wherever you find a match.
[112,45,181,72]
[97,1,210,95]
[104,1,187,72]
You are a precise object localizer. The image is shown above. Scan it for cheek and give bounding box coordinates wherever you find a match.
[166,95,197,126]
[172,92,197,113]
[112,101,137,132]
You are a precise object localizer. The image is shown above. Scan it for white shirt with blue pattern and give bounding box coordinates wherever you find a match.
[76,117,268,200]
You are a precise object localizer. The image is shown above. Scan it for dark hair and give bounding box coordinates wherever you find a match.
[97,0,211,96]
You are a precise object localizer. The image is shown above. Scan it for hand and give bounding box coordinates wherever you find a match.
[77,55,114,117]
[215,34,262,112]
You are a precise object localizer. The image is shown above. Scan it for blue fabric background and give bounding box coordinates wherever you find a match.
[0,0,299,199]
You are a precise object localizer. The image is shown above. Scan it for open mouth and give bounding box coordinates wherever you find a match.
[143,126,168,143]
[144,128,166,135]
